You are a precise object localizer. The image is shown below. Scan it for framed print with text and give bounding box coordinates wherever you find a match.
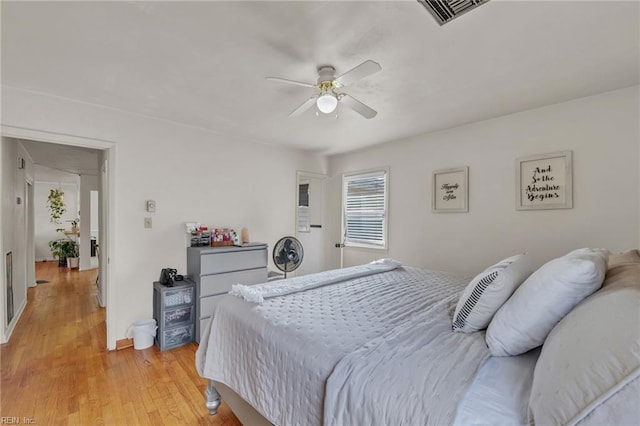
[432,166,469,213]
[516,151,572,210]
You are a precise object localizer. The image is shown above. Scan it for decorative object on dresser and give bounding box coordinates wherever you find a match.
[211,228,237,247]
[187,243,268,342]
[186,223,212,247]
[241,227,250,244]
[153,279,195,350]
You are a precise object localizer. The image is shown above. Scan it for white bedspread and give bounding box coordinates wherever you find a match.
[325,294,489,426]
[196,266,486,426]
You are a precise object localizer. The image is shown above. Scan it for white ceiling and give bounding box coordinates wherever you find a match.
[2,1,639,155]
[19,139,99,176]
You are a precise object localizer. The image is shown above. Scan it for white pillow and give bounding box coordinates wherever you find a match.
[486,248,609,356]
[452,254,534,333]
[565,247,611,264]
[528,262,640,425]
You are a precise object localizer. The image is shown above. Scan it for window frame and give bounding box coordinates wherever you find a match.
[341,167,389,250]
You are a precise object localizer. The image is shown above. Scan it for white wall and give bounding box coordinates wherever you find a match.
[2,86,326,347]
[33,166,80,262]
[327,86,640,274]
[1,137,35,342]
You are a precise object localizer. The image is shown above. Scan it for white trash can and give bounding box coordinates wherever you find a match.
[127,319,157,350]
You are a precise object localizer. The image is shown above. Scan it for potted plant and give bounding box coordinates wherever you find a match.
[47,189,66,224]
[49,239,79,269]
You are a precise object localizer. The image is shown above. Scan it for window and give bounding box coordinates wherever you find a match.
[342,169,388,249]
[297,183,310,232]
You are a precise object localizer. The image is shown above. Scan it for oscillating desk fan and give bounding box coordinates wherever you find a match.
[272,236,304,279]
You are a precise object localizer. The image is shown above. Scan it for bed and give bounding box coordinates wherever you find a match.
[196,250,640,425]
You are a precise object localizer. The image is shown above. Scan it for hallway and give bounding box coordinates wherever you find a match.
[0,262,241,425]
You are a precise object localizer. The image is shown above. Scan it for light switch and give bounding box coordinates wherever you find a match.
[146,200,156,213]
[144,217,152,229]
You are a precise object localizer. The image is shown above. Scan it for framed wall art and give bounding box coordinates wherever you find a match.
[516,151,572,210]
[432,166,469,213]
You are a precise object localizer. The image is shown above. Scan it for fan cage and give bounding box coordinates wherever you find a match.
[272,236,304,276]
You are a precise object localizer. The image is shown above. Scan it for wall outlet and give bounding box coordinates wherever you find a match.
[146,200,156,213]
[144,217,152,229]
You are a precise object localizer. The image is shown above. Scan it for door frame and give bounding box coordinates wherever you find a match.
[26,179,35,288]
[1,125,118,350]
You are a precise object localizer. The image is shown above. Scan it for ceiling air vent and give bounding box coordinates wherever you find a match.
[418,0,489,25]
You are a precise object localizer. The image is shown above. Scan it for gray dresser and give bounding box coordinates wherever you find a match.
[187,243,268,342]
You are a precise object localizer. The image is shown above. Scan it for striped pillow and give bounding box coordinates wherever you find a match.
[452,254,534,333]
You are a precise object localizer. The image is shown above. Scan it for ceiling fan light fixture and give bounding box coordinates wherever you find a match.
[316,93,338,114]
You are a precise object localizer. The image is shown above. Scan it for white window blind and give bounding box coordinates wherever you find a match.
[343,170,387,248]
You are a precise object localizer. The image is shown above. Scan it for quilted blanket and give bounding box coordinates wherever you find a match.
[196,265,488,426]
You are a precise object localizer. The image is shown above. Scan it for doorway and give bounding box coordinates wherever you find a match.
[295,171,327,275]
[2,126,116,349]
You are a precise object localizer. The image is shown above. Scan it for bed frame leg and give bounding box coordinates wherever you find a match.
[205,380,222,415]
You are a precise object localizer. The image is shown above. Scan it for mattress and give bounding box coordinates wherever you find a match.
[196,265,490,426]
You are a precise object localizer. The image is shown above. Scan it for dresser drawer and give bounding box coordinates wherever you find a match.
[161,286,194,308]
[200,249,267,274]
[157,324,194,351]
[200,267,267,297]
[162,305,195,328]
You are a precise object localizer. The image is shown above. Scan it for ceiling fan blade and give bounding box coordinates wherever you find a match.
[340,94,377,119]
[289,97,317,117]
[266,77,316,89]
[335,60,382,87]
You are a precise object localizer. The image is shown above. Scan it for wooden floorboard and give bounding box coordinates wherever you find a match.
[0,261,242,426]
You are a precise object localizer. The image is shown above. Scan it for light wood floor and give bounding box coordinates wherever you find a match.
[0,262,242,425]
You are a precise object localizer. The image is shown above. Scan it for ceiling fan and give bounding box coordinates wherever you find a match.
[266,60,382,119]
